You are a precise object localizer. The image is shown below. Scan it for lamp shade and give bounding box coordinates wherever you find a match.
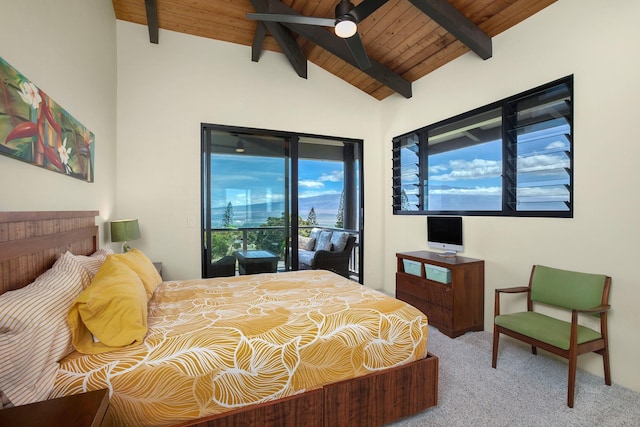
[110,219,141,243]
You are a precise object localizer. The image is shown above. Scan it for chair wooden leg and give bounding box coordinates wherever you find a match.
[567,354,577,408]
[492,326,499,368]
[602,347,612,386]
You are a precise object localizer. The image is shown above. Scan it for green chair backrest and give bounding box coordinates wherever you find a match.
[530,265,607,313]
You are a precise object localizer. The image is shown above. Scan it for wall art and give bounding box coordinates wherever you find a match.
[0,56,94,182]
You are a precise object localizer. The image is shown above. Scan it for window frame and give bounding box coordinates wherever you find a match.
[392,75,573,218]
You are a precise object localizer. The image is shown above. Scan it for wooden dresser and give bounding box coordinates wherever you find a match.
[396,251,484,338]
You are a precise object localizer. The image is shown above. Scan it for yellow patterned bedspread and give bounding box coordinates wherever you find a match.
[51,270,428,426]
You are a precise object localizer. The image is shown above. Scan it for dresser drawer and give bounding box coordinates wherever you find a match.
[396,289,453,329]
[396,273,453,309]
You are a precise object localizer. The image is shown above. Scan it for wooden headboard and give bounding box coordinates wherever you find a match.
[0,211,99,294]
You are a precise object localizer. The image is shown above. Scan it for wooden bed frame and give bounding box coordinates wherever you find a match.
[0,211,439,427]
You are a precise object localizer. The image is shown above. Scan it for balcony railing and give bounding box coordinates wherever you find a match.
[208,226,359,281]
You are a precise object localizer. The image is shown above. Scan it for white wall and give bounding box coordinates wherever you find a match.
[115,22,383,281]
[382,0,640,392]
[0,0,118,244]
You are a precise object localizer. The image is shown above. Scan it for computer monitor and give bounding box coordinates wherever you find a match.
[427,216,463,257]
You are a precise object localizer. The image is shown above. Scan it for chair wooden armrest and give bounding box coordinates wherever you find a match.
[573,304,611,315]
[494,286,530,317]
[495,286,530,294]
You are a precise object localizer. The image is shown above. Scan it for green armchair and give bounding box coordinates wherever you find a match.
[492,265,612,408]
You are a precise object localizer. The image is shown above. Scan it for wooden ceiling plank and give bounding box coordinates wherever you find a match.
[128,3,259,46]
[162,0,255,16]
[401,40,469,81]
[395,32,461,75]
[370,85,395,100]
[479,0,557,37]
[159,1,256,29]
[407,0,492,59]
[370,12,440,66]
[135,5,251,34]
[356,0,411,61]
[357,0,408,41]
[460,0,506,25]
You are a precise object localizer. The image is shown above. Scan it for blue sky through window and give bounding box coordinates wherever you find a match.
[210,156,346,226]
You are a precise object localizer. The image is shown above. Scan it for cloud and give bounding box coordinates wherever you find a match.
[299,189,341,198]
[431,158,502,182]
[318,170,344,182]
[517,153,569,173]
[297,170,342,193]
[545,140,567,150]
[431,186,501,196]
[428,164,448,173]
[299,180,324,189]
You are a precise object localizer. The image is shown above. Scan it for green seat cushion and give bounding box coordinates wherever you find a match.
[495,311,601,350]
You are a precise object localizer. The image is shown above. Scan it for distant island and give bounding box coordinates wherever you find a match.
[211,193,342,228]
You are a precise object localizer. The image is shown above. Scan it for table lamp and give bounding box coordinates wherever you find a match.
[110,219,141,252]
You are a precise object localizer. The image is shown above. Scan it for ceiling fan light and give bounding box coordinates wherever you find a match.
[334,19,357,38]
[235,140,245,153]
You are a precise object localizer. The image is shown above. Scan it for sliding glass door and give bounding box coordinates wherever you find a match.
[202,125,363,282]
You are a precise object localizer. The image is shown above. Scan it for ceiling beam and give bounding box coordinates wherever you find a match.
[251,22,268,62]
[408,0,492,59]
[250,0,308,78]
[262,0,411,98]
[144,0,159,44]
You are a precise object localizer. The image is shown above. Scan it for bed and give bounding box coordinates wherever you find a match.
[0,211,438,427]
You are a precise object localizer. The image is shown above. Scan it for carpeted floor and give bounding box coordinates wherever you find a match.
[388,326,640,426]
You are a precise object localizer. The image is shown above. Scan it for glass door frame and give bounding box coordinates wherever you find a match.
[201,123,364,283]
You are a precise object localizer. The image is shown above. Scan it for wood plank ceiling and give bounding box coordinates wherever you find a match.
[112,0,556,100]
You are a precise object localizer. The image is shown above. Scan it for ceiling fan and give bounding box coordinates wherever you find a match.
[247,0,389,70]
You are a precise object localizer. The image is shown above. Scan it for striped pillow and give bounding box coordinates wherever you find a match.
[0,252,91,406]
[67,248,114,279]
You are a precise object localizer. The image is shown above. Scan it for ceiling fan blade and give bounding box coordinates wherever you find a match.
[345,34,372,69]
[247,13,336,28]
[350,0,388,22]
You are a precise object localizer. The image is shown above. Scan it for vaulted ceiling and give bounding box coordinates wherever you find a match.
[112,0,556,100]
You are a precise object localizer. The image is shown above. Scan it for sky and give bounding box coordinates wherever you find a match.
[401,118,571,211]
[209,155,350,226]
[210,156,345,209]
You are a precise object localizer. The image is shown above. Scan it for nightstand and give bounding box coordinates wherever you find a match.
[153,261,163,279]
[0,389,110,427]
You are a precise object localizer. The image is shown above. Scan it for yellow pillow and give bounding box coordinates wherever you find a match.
[112,248,162,299]
[68,257,148,354]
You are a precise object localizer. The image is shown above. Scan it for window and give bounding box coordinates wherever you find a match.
[392,76,573,217]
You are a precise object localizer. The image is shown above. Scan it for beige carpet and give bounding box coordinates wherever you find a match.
[388,326,640,426]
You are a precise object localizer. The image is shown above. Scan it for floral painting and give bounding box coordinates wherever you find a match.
[0,56,94,182]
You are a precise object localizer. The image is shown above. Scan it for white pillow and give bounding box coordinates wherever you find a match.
[297,236,316,251]
[0,252,91,406]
